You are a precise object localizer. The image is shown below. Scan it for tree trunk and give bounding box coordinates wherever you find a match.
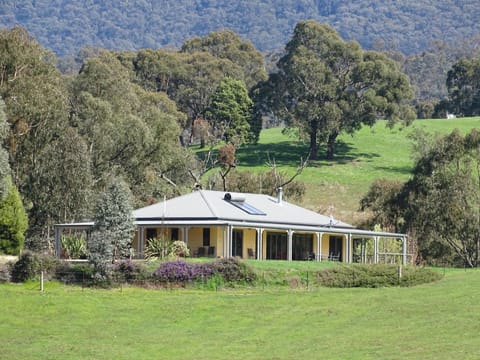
[308,121,319,160]
[326,131,339,160]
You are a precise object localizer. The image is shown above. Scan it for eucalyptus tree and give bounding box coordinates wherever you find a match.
[258,21,415,160]
[402,129,480,267]
[446,56,480,116]
[181,29,267,89]
[0,27,92,241]
[70,51,191,204]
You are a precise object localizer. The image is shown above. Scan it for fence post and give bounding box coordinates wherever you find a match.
[40,271,44,292]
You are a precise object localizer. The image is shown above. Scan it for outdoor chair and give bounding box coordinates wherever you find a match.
[207,246,215,257]
[247,248,255,259]
[197,246,205,257]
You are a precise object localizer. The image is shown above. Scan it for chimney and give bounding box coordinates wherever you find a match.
[277,187,283,204]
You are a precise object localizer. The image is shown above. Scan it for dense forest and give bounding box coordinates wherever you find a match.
[1,1,479,102]
[1,0,479,56]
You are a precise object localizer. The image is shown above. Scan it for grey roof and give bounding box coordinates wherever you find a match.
[133,190,353,229]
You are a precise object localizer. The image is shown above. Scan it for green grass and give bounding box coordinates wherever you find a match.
[233,118,480,223]
[1,269,479,359]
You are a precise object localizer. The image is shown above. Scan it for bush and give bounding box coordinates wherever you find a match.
[152,258,256,286]
[316,264,442,288]
[169,240,190,258]
[61,234,87,259]
[10,251,60,283]
[210,258,256,284]
[145,237,170,260]
[153,260,196,283]
[10,250,40,282]
[112,260,148,282]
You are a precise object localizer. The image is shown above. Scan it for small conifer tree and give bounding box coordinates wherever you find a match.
[0,179,28,255]
[88,179,135,278]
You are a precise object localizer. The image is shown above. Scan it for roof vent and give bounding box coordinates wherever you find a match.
[277,187,283,204]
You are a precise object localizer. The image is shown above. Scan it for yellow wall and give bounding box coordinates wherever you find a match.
[135,226,348,262]
[187,226,224,258]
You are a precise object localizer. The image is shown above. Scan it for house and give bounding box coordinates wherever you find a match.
[54,189,409,264]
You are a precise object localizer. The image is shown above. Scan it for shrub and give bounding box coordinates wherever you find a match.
[210,258,256,284]
[169,240,190,258]
[316,264,442,288]
[153,260,196,283]
[10,251,61,283]
[55,262,94,285]
[112,260,148,282]
[61,234,87,259]
[10,250,40,282]
[145,237,170,260]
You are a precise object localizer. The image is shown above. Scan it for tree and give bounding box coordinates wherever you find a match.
[446,57,480,116]
[258,21,415,160]
[0,27,89,242]
[88,179,135,277]
[384,129,480,267]
[70,51,192,204]
[205,77,254,145]
[173,52,243,144]
[359,178,405,233]
[181,29,267,90]
[0,179,28,255]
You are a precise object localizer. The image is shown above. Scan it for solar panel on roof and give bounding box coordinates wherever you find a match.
[225,199,266,215]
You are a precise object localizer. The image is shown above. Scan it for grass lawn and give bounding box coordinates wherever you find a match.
[1,267,479,359]
[232,117,480,224]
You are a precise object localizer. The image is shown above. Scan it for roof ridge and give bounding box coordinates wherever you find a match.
[199,190,218,217]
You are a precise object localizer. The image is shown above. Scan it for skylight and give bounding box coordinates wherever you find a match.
[224,193,266,215]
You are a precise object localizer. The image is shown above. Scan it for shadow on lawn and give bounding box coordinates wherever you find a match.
[195,140,381,168]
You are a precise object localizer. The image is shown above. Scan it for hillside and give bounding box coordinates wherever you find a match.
[0,0,479,57]
[238,117,480,225]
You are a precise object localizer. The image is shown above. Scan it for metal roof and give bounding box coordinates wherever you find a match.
[133,190,353,229]
[55,190,405,239]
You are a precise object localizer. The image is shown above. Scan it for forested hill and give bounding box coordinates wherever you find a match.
[0,0,479,57]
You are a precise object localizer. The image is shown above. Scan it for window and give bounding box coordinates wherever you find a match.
[203,228,210,247]
[146,228,157,240]
[171,228,179,241]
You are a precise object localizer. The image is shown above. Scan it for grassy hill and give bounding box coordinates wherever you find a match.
[235,117,480,225]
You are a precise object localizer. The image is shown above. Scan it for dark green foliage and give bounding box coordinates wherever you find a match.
[316,264,442,288]
[55,262,94,285]
[446,57,480,116]
[404,129,480,267]
[359,178,404,233]
[2,1,479,58]
[205,76,254,145]
[0,179,28,255]
[10,250,60,282]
